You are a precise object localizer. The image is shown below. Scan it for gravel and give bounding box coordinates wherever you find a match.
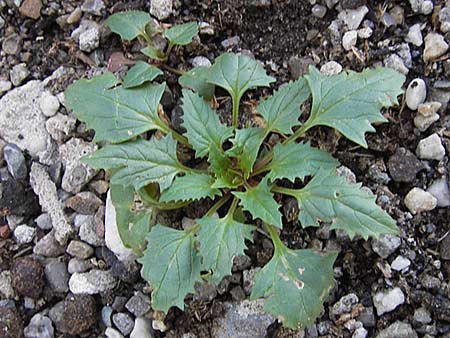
[112,312,135,336]
[423,33,449,62]
[3,143,27,180]
[44,259,69,293]
[375,321,418,338]
[24,313,54,338]
[416,133,446,160]
[404,187,437,214]
[66,240,94,259]
[13,224,35,244]
[69,269,117,294]
[39,91,60,117]
[371,234,401,259]
[125,292,151,317]
[427,178,450,207]
[130,317,153,338]
[405,78,427,110]
[373,287,405,316]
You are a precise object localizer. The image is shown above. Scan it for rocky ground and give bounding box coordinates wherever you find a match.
[0,0,450,337]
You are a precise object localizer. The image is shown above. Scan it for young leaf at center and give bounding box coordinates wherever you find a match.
[164,22,199,46]
[159,173,221,202]
[122,61,163,88]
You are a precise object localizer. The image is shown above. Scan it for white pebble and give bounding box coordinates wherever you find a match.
[404,187,437,214]
[405,78,426,110]
[320,61,343,76]
[391,255,411,271]
[13,225,36,244]
[373,287,405,315]
[416,133,446,160]
[427,178,450,207]
[405,23,423,46]
[342,30,358,50]
[39,91,60,117]
[423,33,449,62]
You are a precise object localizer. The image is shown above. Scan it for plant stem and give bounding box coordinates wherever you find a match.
[284,123,312,145]
[227,197,239,218]
[232,96,240,128]
[160,63,186,76]
[164,42,175,61]
[206,195,231,216]
[171,129,190,146]
[265,223,285,253]
[271,185,298,197]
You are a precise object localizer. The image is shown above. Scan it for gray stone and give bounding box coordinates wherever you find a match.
[76,214,104,246]
[409,0,433,15]
[33,231,66,257]
[352,327,368,338]
[338,5,369,30]
[60,138,97,193]
[373,287,405,315]
[0,271,15,299]
[371,234,401,258]
[414,102,441,131]
[66,191,103,214]
[10,63,30,86]
[397,43,412,68]
[406,23,423,46]
[331,293,359,316]
[2,33,21,55]
[125,292,151,317]
[376,321,418,338]
[67,240,94,259]
[106,327,125,338]
[211,300,274,338]
[191,56,211,68]
[69,269,117,294]
[404,187,437,214]
[416,133,446,160]
[221,36,240,49]
[384,54,409,75]
[320,61,342,76]
[391,256,411,271]
[3,143,27,180]
[150,0,172,20]
[71,19,98,42]
[113,312,135,336]
[342,30,358,50]
[102,305,113,327]
[44,259,69,293]
[312,4,327,18]
[357,307,376,328]
[243,267,260,295]
[195,282,218,302]
[39,91,60,117]
[24,313,54,338]
[67,7,82,24]
[388,147,425,183]
[68,258,92,274]
[13,224,35,244]
[35,213,52,230]
[0,80,49,157]
[413,307,432,325]
[46,114,76,142]
[440,6,450,33]
[30,163,71,245]
[381,12,396,27]
[130,317,153,338]
[79,27,100,52]
[406,78,427,111]
[423,33,449,62]
[0,80,12,96]
[427,178,450,207]
[81,0,105,15]
[357,27,372,39]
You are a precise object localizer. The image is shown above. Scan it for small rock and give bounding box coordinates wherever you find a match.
[67,7,82,24]
[381,12,396,27]
[76,214,104,246]
[312,4,327,18]
[0,80,12,96]
[45,259,69,293]
[419,273,441,290]
[353,327,368,338]
[106,328,125,338]
[243,268,260,295]
[388,147,425,182]
[414,102,441,131]
[10,63,30,86]
[79,27,100,52]
[0,271,15,299]
[221,36,240,49]
[371,234,401,259]
[0,306,24,338]
[67,240,94,259]
[288,56,314,79]
[391,256,411,271]
[71,19,98,42]
[199,21,214,35]
[404,187,437,214]
[406,78,427,110]
[383,54,409,75]
[34,231,66,257]
[233,255,252,271]
[113,313,135,336]
[67,191,103,215]
[2,33,21,55]
[376,321,418,338]
[130,317,153,338]
[3,143,27,180]
[125,292,151,317]
[416,133,446,160]
[338,5,369,30]
[409,0,433,15]
[59,295,97,335]
[191,56,211,68]
[406,23,423,47]
[195,282,218,302]
[440,234,450,260]
[46,113,77,142]
[337,165,356,183]
[11,256,44,299]
[102,306,113,327]
[24,313,54,338]
[39,91,60,117]
[211,300,274,338]
[150,0,172,20]
[414,307,432,325]
[440,6,450,33]
[320,61,343,75]
[69,269,117,294]
[427,178,450,207]
[19,0,42,19]
[357,306,376,328]
[68,258,92,274]
[342,30,358,50]
[331,293,359,316]
[423,33,449,62]
[13,224,35,244]
[373,287,405,316]
[357,26,372,39]
[81,0,105,15]
[389,6,404,25]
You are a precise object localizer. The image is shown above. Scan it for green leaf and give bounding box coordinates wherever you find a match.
[141,46,165,61]
[283,170,399,239]
[164,22,198,46]
[227,128,266,177]
[181,89,233,158]
[197,214,254,284]
[208,53,275,105]
[123,61,163,88]
[257,78,310,134]
[65,73,166,143]
[106,10,151,41]
[179,66,215,101]
[251,246,337,329]
[82,135,186,191]
[208,144,240,189]
[304,66,405,147]
[267,142,339,182]
[159,173,221,202]
[110,184,151,254]
[139,225,202,312]
[233,178,282,228]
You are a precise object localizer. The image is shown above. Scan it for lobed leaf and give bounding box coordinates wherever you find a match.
[233,178,282,228]
[197,214,254,284]
[106,10,151,41]
[208,53,275,105]
[267,142,339,182]
[159,173,221,202]
[82,135,186,191]
[283,170,399,239]
[141,46,166,60]
[208,144,239,189]
[179,66,215,101]
[65,73,166,143]
[251,247,337,329]
[164,22,198,46]
[181,89,233,158]
[257,78,310,134]
[304,66,405,147]
[139,225,202,312]
[122,61,163,88]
